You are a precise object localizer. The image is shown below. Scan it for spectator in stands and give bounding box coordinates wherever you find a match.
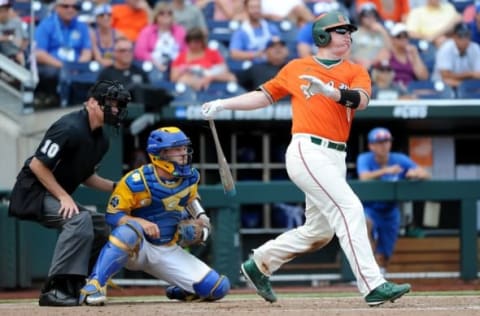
[350,2,391,70]
[229,0,280,64]
[355,0,410,24]
[97,37,149,89]
[370,60,412,100]
[260,0,314,26]
[467,4,480,45]
[170,27,236,91]
[0,0,26,65]
[432,22,480,88]
[238,36,289,90]
[134,1,186,79]
[90,4,123,67]
[386,23,429,88]
[111,0,150,42]
[357,127,430,274]
[195,0,247,21]
[405,0,462,47]
[172,0,207,33]
[34,0,92,103]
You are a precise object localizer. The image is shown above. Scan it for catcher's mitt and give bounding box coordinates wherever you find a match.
[177,219,210,247]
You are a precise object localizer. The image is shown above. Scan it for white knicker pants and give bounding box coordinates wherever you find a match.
[252,134,385,296]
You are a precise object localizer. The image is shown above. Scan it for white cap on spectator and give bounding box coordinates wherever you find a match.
[94,3,111,16]
[390,23,407,37]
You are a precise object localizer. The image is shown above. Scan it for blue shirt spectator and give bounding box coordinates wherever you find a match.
[35,11,91,63]
[34,0,93,107]
[228,0,280,64]
[356,127,430,274]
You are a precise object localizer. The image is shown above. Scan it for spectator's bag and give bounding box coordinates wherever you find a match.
[8,169,46,221]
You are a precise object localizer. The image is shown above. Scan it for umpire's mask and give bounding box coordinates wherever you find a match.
[89,80,131,127]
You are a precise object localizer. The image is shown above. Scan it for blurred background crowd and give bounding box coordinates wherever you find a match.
[2,0,480,109]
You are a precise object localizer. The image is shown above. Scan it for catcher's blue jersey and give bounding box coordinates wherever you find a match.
[106,164,200,245]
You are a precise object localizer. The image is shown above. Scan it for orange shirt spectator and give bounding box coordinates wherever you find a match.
[356,0,410,23]
[111,0,150,42]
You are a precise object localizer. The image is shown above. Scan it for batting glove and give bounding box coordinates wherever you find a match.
[299,75,336,99]
[201,99,225,119]
[197,213,211,242]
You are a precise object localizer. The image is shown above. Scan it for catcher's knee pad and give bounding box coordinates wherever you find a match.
[193,270,230,301]
[88,221,144,286]
[110,220,144,255]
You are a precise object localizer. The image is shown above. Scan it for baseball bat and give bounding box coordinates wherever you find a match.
[208,119,236,197]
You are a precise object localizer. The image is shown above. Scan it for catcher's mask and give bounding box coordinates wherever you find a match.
[89,80,131,127]
[147,127,194,177]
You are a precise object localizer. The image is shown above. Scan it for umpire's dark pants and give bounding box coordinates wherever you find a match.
[40,193,110,277]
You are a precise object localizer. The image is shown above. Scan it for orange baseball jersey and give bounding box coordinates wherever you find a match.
[261,57,371,142]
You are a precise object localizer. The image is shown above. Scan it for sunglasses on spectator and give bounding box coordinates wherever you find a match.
[158,11,173,16]
[58,3,80,10]
[115,48,132,53]
[329,28,352,35]
[395,32,408,39]
[377,67,392,72]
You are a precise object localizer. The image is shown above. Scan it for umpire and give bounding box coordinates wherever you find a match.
[8,80,131,306]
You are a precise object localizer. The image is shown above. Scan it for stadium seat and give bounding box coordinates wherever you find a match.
[270,20,298,43]
[201,1,214,21]
[207,20,240,45]
[13,0,49,24]
[411,39,436,79]
[208,39,229,59]
[59,61,102,106]
[150,80,197,107]
[448,0,474,14]
[196,81,246,103]
[456,79,480,99]
[407,80,456,99]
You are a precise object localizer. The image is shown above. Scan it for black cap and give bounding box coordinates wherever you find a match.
[453,22,471,37]
[266,36,286,49]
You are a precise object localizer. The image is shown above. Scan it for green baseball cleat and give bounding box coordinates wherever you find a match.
[365,281,411,307]
[240,258,277,303]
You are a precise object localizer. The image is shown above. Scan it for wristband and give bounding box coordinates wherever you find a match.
[338,89,360,109]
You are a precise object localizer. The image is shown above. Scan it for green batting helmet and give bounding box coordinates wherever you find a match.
[312,11,357,47]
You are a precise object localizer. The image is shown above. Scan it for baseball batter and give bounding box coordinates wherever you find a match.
[202,11,411,306]
[79,127,230,305]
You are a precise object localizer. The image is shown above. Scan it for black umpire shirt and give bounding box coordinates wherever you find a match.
[21,109,109,194]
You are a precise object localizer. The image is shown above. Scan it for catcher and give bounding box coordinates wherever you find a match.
[79,127,230,305]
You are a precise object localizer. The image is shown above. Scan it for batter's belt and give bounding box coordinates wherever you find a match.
[293,134,347,152]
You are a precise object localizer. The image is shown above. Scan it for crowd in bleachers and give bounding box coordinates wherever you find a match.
[2,0,480,109]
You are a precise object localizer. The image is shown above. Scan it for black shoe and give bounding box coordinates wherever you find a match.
[39,288,79,307]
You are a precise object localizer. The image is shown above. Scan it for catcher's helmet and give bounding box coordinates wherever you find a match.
[88,80,131,127]
[312,11,357,47]
[147,127,193,177]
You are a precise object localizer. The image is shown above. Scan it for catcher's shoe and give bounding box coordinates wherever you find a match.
[240,258,277,303]
[79,279,107,306]
[166,286,204,302]
[365,281,411,307]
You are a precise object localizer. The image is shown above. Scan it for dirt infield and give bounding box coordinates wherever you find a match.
[0,293,479,316]
[1,280,480,316]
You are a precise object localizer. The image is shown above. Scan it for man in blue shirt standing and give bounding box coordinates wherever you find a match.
[34,0,92,106]
[356,127,430,274]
